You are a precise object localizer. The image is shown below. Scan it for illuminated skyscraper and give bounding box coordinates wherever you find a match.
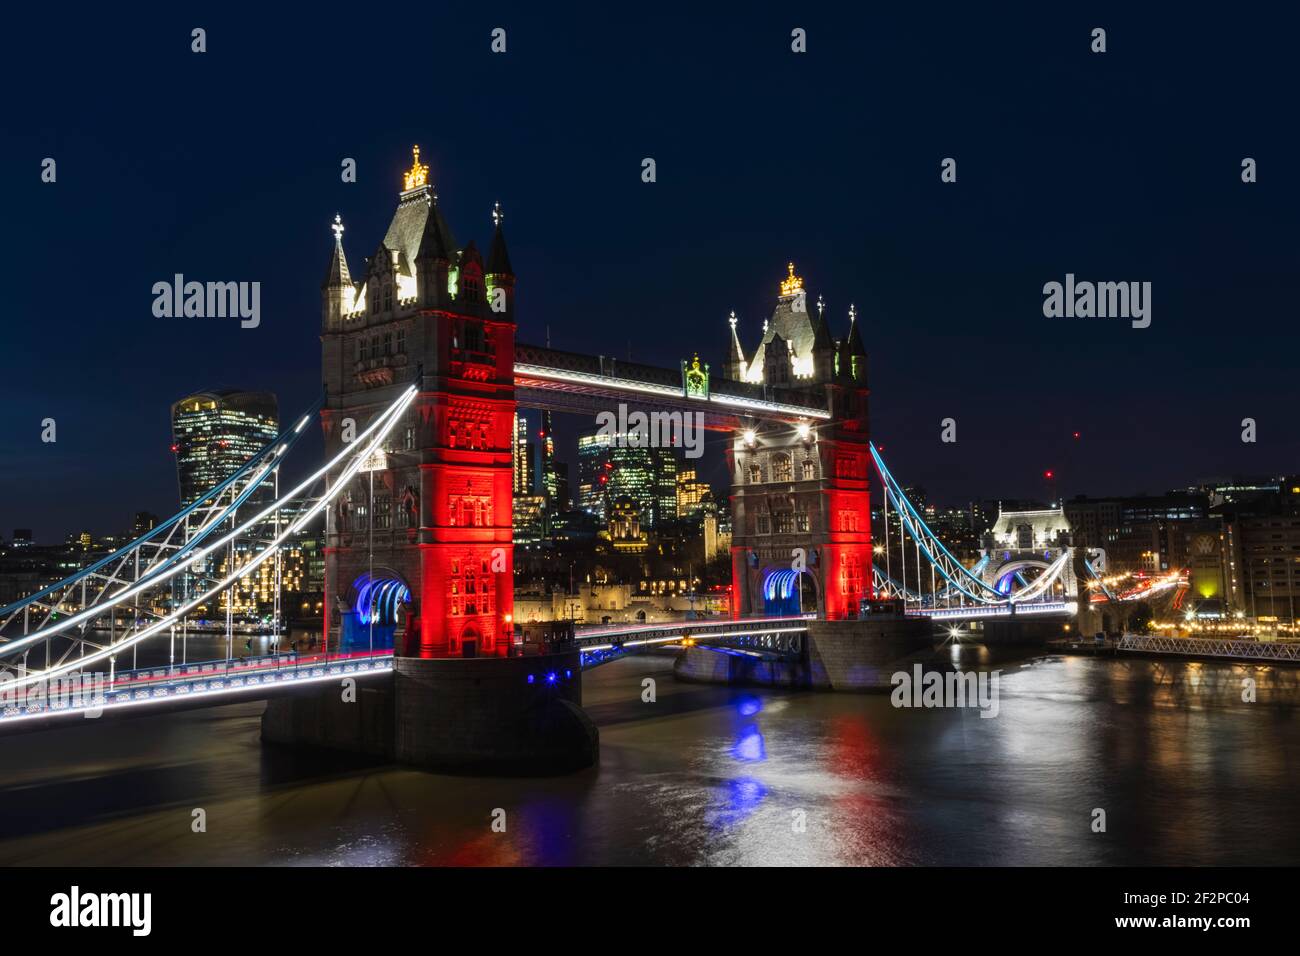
[676,468,711,519]
[512,411,535,495]
[576,431,677,528]
[171,389,279,505]
[652,447,679,525]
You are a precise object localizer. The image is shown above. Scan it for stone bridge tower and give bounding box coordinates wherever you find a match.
[726,265,872,619]
[320,147,516,658]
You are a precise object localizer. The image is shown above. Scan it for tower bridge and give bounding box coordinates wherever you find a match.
[0,145,1152,767]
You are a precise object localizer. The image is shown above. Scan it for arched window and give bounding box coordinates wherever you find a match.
[802,459,816,480]
[748,463,763,484]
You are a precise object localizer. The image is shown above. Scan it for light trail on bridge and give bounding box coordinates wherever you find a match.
[0,384,419,693]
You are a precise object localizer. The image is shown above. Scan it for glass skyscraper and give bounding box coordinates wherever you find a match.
[171,389,279,505]
[576,430,679,528]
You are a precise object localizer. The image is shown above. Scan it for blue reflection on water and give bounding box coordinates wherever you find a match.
[733,724,766,762]
[709,776,769,831]
[736,694,763,717]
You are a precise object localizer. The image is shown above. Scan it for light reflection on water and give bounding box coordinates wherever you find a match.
[1,649,1298,866]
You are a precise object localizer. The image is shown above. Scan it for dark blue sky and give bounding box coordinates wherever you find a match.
[3,4,1297,540]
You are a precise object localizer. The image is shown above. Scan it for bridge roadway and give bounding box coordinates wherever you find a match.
[0,649,395,729]
[574,615,812,666]
[0,616,815,727]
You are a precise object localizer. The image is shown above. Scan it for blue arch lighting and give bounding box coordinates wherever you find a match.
[353,573,412,626]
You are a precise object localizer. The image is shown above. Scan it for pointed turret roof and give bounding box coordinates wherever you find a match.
[727,311,747,370]
[845,303,867,356]
[415,199,453,263]
[487,203,514,276]
[322,215,352,290]
[810,303,835,352]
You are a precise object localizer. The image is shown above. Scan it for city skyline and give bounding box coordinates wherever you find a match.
[5,8,1298,541]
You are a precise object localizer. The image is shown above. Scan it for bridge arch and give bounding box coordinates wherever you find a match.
[761,566,819,616]
[343,569,412,652]
[988,558,1052,596]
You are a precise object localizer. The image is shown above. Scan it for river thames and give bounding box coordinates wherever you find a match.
[0,646,1296,866]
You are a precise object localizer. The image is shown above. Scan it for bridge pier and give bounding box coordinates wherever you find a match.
[673,617,932,691]
[262,651,598,775]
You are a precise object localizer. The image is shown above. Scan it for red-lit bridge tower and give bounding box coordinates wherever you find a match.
[320,147,515,658]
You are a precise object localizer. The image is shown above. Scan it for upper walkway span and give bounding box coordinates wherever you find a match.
[513,343,831,427]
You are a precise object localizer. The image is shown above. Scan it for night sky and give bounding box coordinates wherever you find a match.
[3,5,1297,541]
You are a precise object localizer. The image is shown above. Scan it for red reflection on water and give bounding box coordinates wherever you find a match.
[827,714,880,779]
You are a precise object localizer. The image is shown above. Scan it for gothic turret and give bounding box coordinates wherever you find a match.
[810,295,836,383]
[485,203,516,321]
[724,311,747,380]
[843,303,867,383]
[321,214,354,331]
[415,198,453,310]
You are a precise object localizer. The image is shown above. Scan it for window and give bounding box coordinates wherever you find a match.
[802,459,816,480]
[748,463,763,484]
[383,283,393,312]
[772,455,792,483]
[396,328,406,354]
[404,425,415,450]
[383,332,393,356]
[463,319,485,351]
[359,337,370,361]
[757,515,771,535]
[374,495,391,530]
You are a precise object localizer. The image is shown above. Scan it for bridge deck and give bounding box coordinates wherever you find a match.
[0,650,394,729]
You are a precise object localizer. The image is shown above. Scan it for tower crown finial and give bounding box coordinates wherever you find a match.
[848,302,857,324]
[728,309,737,330]
[816,294,824,317]
[780,261,803,297]
[492,201,503,227]
[403,145,430,192]
[331,213,344,242]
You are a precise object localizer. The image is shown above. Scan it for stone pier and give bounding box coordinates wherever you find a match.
[262,651,598,775]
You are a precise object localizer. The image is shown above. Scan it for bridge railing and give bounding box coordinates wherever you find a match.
[0,649,393,723]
